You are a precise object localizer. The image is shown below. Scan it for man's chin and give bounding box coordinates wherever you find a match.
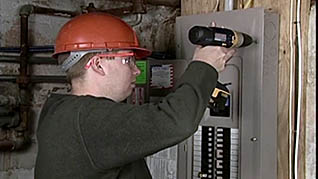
[117,87,136,102]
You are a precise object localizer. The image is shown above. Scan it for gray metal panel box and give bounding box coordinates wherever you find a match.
[176,8,279,179]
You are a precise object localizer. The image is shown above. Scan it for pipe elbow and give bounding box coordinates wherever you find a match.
[0,136,30,151]
[127,14,143,27]
[19,4,34,16]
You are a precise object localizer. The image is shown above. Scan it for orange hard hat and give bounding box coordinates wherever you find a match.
[53,12,151,59]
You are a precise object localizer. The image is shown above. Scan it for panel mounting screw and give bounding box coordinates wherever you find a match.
[250,137,257,142]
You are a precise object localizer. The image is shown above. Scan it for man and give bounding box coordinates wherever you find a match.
[35,12,235,179]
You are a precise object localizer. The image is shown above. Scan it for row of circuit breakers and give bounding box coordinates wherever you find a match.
[193,126,239,179]
[130,8,278,179]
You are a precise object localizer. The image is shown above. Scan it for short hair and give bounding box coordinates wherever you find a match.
[57,52,99,82]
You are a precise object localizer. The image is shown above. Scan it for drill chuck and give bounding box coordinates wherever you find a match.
[188,26,253,48]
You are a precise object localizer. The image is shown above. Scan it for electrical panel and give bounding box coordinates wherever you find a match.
[129,58,188,179]
[175,8,278,179]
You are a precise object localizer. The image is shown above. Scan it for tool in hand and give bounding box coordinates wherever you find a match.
[188,26,254,48]
[188,26,254,115]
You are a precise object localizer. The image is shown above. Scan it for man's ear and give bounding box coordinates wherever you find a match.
[90,57,106,76]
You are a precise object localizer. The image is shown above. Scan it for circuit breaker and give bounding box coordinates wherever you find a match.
[175,8,279,179]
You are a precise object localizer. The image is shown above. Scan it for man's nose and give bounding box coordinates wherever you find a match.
[133,65,141,76]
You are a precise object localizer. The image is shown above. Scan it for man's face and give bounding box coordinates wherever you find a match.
[97,50,141,101]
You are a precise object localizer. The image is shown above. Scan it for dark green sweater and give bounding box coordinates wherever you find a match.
[35,61,218,179]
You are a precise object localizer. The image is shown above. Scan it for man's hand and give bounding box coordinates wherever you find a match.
[192,46,236,72]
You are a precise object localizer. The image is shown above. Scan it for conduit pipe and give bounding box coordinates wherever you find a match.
[225,0,234,11]
[0,55,57,64]
[0,136,27,151]
[19,4,78,18]
[126,13,143,27]
[0,140,15,151]
[0,75,67,83]
[82,2,145,26]
[146,0,180,7]
[0,5,76,151]
[15,10,30,150]
[104,0,181,7]
[0,45,54,53]
[0,95,25,151]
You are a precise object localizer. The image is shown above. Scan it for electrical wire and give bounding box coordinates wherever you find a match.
[239,0,244,9]
[224,0,234,11]
[288,0,295,178]
[243,0,253,9]
[213,0,220,12]
[162,9,179,24]
[294,0,303,178]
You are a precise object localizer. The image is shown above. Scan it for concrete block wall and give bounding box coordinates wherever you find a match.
[0,0,178,178]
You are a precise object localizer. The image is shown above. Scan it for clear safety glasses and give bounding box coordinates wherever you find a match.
[84,52,137,70]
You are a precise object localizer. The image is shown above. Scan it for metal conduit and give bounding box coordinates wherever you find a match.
[0,5,76,151]
[0,75,67,83]
[0,55,57,64]
[0,45,54,53]
[19,4,78,17]
[103,0,181,7]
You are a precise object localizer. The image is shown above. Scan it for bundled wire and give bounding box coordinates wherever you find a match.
[289,0,303,178]
[213,0,220,12]
[289,0,296,178]
[294,0,303,178]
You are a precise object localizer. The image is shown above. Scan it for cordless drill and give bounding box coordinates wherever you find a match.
[188,26,254,48]
[188,26,254,115]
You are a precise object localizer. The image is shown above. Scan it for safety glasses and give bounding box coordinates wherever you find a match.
[84,52,136,70]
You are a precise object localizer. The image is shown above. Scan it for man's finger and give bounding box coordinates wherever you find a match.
[224,49,236,62]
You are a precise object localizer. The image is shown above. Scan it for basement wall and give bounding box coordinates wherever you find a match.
[0,0,178,178]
